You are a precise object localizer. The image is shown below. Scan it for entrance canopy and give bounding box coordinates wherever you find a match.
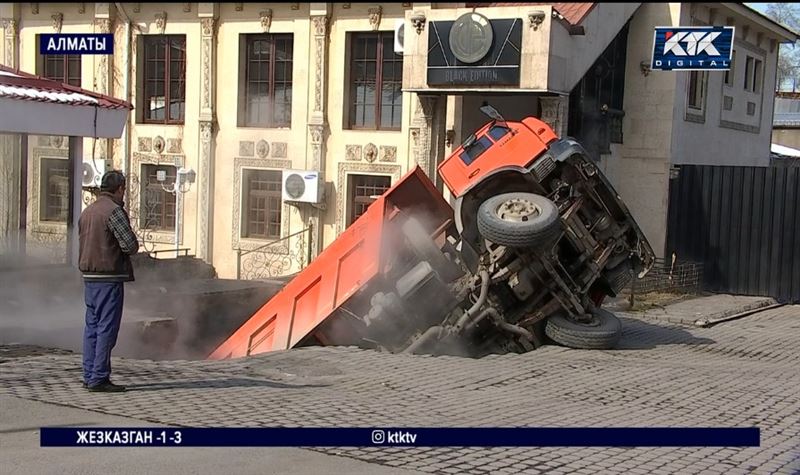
[0,65,132,137]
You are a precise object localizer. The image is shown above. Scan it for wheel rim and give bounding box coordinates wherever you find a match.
[496,198,541,223]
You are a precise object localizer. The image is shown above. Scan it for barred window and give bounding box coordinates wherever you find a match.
[40,158,70,222]
[239,34,294,127]
[348,32,403,130]
[242,169,282,239]
[140,164,177,231]
[140,35,186,124]
[347,174,391,226]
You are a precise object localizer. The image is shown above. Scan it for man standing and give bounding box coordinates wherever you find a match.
[78,170,139,392]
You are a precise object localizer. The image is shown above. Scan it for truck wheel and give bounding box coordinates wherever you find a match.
[545,308,622,349]
[477,192,561,248]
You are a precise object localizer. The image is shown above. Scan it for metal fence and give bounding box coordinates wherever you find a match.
[666,165,800,303]
[630,257,704,295]
[236,225,313,280]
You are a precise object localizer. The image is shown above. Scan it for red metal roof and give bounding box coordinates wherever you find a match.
[0,64,132,110]
[465,3,596,25]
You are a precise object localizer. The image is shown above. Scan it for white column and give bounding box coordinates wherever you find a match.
[197,9,217,263]
[307,6,330,257]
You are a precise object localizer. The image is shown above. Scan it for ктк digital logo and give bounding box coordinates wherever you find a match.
[651,26,734,71]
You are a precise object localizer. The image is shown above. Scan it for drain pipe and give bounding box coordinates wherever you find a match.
[115,3,132,207]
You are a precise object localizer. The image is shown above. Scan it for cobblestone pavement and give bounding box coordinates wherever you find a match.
[1,306,799,474]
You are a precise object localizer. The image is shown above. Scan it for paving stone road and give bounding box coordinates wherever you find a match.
[1,306,799,474]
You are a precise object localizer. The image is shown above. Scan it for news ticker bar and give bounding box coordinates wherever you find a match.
[40,427,760,448]
[39,34,114,55]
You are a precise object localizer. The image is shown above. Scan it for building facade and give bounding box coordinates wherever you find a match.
[0,2,794,279]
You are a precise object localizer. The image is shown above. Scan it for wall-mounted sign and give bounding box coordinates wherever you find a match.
[427,15,522,86]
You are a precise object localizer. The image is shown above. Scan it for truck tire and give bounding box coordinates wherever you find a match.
[477,192,561,248]
[544,308,622,350]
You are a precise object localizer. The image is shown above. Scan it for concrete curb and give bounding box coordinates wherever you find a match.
[614,294,779,327]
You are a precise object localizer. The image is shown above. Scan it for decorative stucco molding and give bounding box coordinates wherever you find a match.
[239,141,255,157]
[166,138,182,154]
[345,144,362,162]
[2,19,18,68]
[272,142,287,158]
[363,143,378,163]
[311,16,329,114]
[51,13,63,33]
[155,12,167,35]
[138,137,153,153]
[379,145,397,163]
[539,96,569,138]
[410,94,437,176]
[368,6,382,31]
[309,124,325,171]
[260,9,273,33]
[256,139,270,158]
[197,121,214,261]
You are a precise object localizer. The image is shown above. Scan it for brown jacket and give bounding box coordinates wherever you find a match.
[78,192,139,282]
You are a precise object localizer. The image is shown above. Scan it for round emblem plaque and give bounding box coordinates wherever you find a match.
[449,12,493,64]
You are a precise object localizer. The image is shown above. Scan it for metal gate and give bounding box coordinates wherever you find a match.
[666,165,800,303]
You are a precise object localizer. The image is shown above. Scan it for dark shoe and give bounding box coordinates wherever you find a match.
[87,381,126,392]
[83,377,107,389]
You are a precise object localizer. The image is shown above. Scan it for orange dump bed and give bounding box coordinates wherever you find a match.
[209,166,454,359]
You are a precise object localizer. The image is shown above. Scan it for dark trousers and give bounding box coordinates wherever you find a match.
[83,282,124,386]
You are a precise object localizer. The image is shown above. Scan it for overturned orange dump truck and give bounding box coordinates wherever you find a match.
[210,108,655,359]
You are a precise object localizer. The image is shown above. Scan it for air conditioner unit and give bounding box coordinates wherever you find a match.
[394,19,405,54]
[282,169,324,204]
[81,158,112,188]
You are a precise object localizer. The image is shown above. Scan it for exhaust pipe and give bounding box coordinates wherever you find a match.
[454,269,491,330]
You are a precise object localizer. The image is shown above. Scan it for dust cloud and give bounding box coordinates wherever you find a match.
[0,245,231,361]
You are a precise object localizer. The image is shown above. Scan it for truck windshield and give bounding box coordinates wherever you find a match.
[459,125,511,165]
[459,136,493,165]
[488,124,510,141]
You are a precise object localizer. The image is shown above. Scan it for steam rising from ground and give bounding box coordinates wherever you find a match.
[0,204,487,362]
[0,248,246,361]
